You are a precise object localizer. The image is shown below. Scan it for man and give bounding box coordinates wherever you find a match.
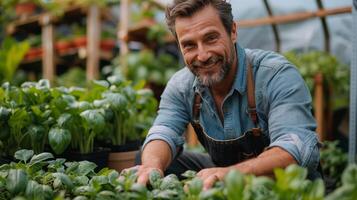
[133,0,321,190]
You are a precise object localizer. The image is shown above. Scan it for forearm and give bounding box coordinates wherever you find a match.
[230,147,297,176]
[141,140,173,172]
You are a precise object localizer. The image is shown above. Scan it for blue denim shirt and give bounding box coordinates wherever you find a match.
[143,44,320,176]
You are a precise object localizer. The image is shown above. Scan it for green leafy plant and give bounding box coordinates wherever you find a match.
[320,141,348,186]
[0,37,30,84]
[284,51,350,109]
[2,149,357,200]
[115,50,179,86]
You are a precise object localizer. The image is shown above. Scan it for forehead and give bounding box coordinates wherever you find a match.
[175,5,225,41]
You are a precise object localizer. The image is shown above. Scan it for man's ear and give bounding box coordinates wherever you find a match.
[231,21,237,43]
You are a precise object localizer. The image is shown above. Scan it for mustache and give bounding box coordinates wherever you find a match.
[191,55,223,68]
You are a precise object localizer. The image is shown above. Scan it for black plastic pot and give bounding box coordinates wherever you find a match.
[109,140,142,153]
[62,147,110,171]
[0,156,13,165]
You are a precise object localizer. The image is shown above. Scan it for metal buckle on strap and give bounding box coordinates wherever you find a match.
[251,127,262,137]
[246,108,258,121]
[246,107,256,114]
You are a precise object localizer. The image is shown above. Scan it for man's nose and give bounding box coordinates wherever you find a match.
[197,45,210,62]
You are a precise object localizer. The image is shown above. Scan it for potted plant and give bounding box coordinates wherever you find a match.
[0,80,57,160]
[72,24,87,48]
[25,34,42,60]
[55,33,74,55]
[47,84,110,170]
[100,28,116,51]
[92,75,157,172]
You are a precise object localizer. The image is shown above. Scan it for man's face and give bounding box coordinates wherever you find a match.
[175,5,237,87]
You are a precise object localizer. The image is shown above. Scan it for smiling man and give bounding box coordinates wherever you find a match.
[132,0,321,189]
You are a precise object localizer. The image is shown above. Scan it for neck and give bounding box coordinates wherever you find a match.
[210,54,238,97]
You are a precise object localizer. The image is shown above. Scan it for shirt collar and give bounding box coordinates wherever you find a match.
[192,43,248,95]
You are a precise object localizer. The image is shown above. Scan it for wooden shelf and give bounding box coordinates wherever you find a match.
[127,19,175,44]
[238,6,352,28]
[6,6,114,35]
[21,46,114,66]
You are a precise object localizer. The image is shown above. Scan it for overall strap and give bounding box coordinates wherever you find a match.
[193,92,202,123]
[246,59,262,136]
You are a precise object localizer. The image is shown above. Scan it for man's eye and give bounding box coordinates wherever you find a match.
[207,35,218,42]
[183,44,195,50]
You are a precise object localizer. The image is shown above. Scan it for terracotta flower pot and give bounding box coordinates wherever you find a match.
[100,39,116,51]
[73,36,87,48]
[25,47,42,60]
[107,140,141,172]
[15,2,37,20]
[55,40,74,54]
[108,150,139,173]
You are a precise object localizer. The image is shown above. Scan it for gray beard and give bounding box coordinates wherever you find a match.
[197,61,230,87]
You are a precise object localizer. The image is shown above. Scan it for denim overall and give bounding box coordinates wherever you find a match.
[190,58,270,167]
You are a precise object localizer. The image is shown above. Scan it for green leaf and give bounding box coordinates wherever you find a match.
[6,169,28,195]
[181,170,197,180]
[14,149,34,163]
[130,183,147,194]
[108,170,119,185]
[73,185,96,196]
[187,177,203,196]
[341,164,357,186]
[96,190,117,199]
[224,170,244,200]
[52,172,73,190]
[73,196,88,200]
[90,175,108,186]
[80,109,105,134]
[48,127,71,155]
[160,174,181,191]
[25,180,54,200]
[73,176,89,186]
[29,152,54,166]
[76,161,97,176]
[107,75,124,86]
[199,187,225,200]
[103,93,128,111]
[149,169,162,189]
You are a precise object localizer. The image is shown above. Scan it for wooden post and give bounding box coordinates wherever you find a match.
[40,13,55,82]
[86,5,101,81]
[314,72,325,141]
[119,0,130,56]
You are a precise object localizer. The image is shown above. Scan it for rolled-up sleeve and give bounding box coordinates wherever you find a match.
[142,73,191,159]
[266,64,320,170]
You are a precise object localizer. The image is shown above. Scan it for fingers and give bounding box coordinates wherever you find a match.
[121,165,139,174]
[203,174,219,190]
[137,172,149,186]
[128,165,163,186]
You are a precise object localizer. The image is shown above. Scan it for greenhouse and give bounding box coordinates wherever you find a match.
[0,0,356,199]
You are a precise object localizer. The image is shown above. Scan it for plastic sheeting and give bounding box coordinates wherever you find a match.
[349,0,357,163]
[158,0,352,64]
[231,0,352,64]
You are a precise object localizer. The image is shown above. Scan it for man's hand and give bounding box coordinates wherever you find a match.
[135,165,164,185]
[196,167,230,190]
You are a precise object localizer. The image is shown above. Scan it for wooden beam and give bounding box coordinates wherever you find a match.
[40,14,55,82]
[119,0,130,56]
[314,73,325,141]
[86,5,101,81]
[238,6,352,27]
